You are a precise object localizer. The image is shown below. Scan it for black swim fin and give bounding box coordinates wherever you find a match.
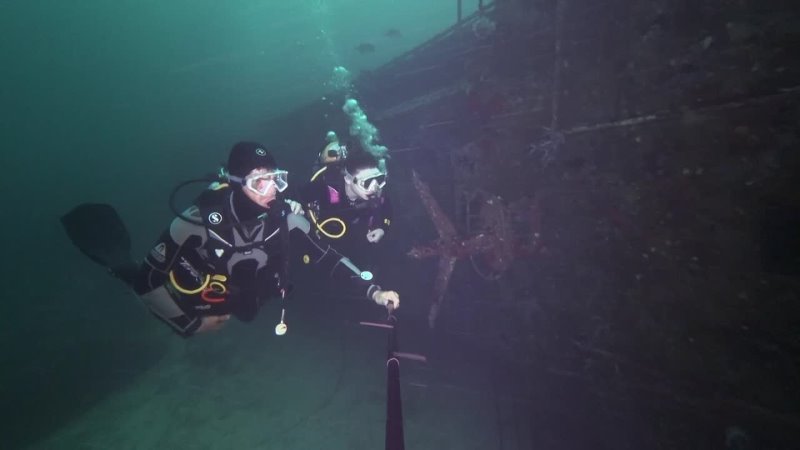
[60,203,138,287]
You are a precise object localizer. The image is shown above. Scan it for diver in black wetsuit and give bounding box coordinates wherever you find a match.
[61,142,399,337]
[300,147,392,249]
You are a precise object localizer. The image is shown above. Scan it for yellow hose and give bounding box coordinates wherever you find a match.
[169,271,210,295]
[309,209,347,239]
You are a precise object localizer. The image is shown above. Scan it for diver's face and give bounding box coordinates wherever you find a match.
[347,167,385,201]
[242,167,278,208]
[320,143,344,164]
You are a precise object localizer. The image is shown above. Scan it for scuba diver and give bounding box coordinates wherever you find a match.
[299,143,392,248]
[310,130,348,174]
[61,141,399,337]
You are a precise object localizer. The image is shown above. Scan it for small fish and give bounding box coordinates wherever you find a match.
[355,42,376,54]
[384,28,402,38]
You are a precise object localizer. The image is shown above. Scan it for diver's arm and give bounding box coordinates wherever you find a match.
[365,195,392,243]
[375,195,393,231]
[287,213,398,307]
[133,207,209,337]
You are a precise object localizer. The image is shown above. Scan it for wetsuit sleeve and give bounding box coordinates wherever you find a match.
[133,206,208,337]
[374,195,393,231]
[287,213,381,300]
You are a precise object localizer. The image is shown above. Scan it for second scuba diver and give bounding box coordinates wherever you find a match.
[299,141,392,248]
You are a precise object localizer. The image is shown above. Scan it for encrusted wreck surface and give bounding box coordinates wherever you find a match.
[263,1,800,446]
[358,1,800,448]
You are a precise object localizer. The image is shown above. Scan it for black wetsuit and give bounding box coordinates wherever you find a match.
[299,163,392,249]
[134,183,381,337]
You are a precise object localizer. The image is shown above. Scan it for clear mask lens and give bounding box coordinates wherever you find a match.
[245,170,288,195]
[357,173,386,192]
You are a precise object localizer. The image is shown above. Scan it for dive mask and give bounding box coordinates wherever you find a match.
[323,143,347,160]
[353,169,386,193]
[242,169,289,195]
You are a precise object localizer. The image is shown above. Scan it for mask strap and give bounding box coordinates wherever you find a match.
[221,167,245,185]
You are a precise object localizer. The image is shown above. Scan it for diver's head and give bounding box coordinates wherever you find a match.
[319,141,347,164]
[225,141,288,209]
[343,151,386,201]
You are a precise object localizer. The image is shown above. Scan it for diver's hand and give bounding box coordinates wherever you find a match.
[285,199,305,215]
[372,290,399,310]
[366,228,385,243]
[196,314,231,333]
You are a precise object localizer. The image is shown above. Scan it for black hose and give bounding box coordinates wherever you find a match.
[385,312,405,450]
[168,177,219,225]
